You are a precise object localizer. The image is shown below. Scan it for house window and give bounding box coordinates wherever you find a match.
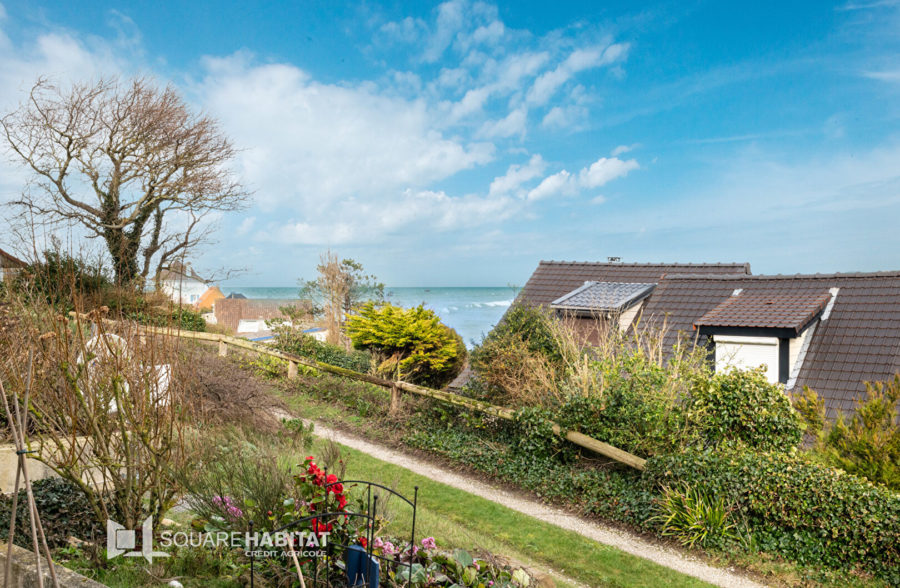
[713,335,780,383]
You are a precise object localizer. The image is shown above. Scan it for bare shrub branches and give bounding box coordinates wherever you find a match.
[0,298,192,528]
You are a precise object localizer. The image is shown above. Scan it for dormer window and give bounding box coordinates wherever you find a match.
[550,281,656,331]
[694,290,834,384]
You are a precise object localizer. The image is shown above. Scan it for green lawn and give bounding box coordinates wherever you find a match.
[316,438,711,588]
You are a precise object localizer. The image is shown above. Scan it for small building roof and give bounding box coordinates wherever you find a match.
[157,261,208,283]
[694,290,832,334]
[214,298,310,333]
[0,248,27,268]
[196,286,225,311]
[551,282,656,314]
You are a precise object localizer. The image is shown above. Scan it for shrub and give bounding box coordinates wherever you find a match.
[651,484,739,549]
[346,302,465,388]
[683,368,804,452]
[803,376,900,490]
[0,478,103,548]
[272,327,372,373]
[557,349,697,457]
[13,249,111,311]
[469,304,563,405]
[127,306,206,331]
[192,350,289,433]
[178,423,314,533]
[644,449,900,583]
[0,301,193,529]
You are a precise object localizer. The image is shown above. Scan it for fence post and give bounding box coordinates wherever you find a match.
[218,339,227,357]
[288,360,298,380]
[390,383,401,415]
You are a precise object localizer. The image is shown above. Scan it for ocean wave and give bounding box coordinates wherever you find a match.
[469,299,513,308]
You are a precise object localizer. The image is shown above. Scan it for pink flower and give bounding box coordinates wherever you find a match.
[212,495,243,520]
[421,537,437,550]
[373,537,384,549]
[382,541,397,556]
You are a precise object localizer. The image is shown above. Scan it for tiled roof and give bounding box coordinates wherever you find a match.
[157,261,208,283]
[551,282,656,313]
[0,248,27,268]
[694,290,832,333]
[214,299,308,333]
[642,271,900,418]
[518,261,751,307]
[196,286,225,311]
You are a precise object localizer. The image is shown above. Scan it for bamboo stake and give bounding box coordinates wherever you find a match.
[0,369,59,587]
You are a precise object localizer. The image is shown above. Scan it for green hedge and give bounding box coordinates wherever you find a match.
[683,368,804,452]
[643,449,900,584]
[127,307,206,332]
[273,332,371,373]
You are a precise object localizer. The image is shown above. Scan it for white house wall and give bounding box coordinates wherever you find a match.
[160,278,208,305]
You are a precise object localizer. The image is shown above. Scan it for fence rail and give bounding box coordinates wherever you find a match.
[71,314,647,471]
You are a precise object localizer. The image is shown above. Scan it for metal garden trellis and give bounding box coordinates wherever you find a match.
[249,476,419,588]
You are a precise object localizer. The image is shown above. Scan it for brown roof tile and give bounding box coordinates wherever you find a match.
[694,290,832,333]
[518,261,751,307]
[642,271,900,418]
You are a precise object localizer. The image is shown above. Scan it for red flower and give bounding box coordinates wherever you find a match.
[358,537,368,548]
[311,519,333,534]
[337,494,348,510]
[330,483,344,494]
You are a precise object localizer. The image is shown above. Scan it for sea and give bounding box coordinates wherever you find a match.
[219,286,517,347]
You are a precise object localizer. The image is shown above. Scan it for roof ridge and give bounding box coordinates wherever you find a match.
[663,270,900,281]
[539,260,749,268]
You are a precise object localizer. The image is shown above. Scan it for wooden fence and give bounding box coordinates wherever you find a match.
[73,314,647,471]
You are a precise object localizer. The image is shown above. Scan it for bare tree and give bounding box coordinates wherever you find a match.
[1,77,248,285]
[300,250,383,345]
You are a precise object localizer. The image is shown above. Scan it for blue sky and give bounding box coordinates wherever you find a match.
[1,1,899,286]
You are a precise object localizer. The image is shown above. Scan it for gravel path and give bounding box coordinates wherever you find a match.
[307,419,766,588]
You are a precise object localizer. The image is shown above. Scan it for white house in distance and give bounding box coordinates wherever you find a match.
[156,261,210,305]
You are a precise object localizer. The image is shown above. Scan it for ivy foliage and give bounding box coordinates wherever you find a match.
[644,449,900,584]
[0,478,103,548]
[346,302,465,388]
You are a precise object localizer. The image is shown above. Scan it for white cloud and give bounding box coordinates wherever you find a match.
[527,170,574,201]
[235,216,256,236]
[863,69,900,82]
[541,104,588,129]
[477,106,527,139]
[611,144,638,156]
[527,43,629,106]
[264,188,518,245]
[489,154,546,196]
[197,54,495,214]
[526,155,639,200]
[579,157,639,188]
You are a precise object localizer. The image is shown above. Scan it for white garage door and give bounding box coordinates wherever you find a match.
[713,335,779,383]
